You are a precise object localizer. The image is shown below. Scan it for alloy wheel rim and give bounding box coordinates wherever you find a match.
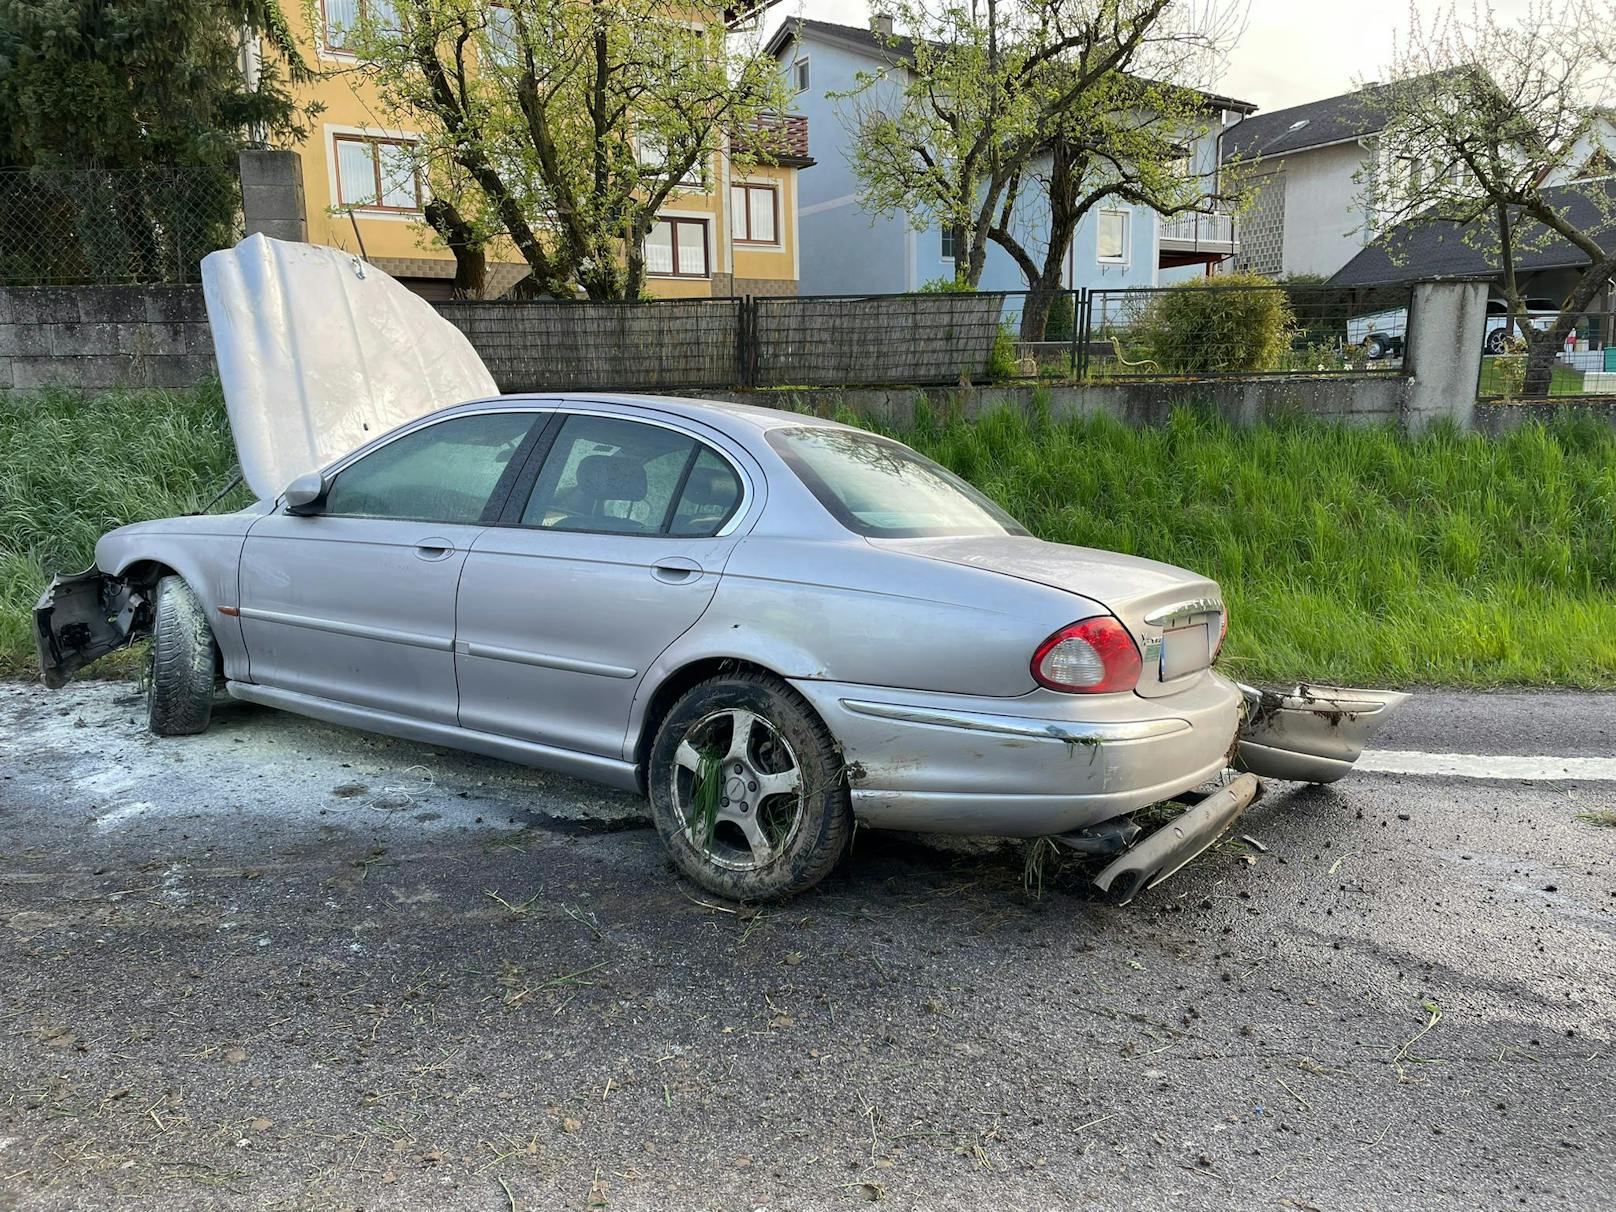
[670,707,804,871]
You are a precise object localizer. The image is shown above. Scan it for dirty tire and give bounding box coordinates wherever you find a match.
[147,575,217,737]
[648,671,853,902]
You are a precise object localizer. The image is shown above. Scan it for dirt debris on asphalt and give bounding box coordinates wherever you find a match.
[1,680,1613,1211]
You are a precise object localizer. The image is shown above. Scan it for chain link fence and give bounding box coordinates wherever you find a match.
[0,166,240,286]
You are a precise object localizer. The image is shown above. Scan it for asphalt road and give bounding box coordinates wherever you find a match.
[1,680,1613,1211]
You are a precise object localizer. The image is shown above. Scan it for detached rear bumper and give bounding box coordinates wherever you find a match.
[789,671,1243,837]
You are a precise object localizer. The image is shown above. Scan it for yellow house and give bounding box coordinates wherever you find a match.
[276,2,811,299]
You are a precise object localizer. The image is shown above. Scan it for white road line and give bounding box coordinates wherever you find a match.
[1357,750,1616,781]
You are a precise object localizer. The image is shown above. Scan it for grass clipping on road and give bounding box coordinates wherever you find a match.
[3,386,1615,687]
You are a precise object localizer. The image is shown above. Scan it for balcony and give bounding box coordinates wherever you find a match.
[1159,209,1238,257]
[733,113,814,168]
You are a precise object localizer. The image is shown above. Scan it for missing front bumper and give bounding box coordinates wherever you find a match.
[1092,772,1263,905]
[34,568,143,688]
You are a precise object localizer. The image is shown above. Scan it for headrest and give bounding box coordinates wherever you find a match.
[683,463,739,508]
[575,454,647,503]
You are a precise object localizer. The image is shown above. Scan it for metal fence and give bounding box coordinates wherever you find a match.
[432,284,1424,393]
[0,166,241,286]
[437,298,743,392]
[1477,311,1616,399]
[1083,284,1414,379]
[751,292,1010,387]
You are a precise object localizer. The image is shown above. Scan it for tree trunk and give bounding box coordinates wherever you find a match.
[1019,279,1062,341]
[1521,322,1573,397]
[423,200,487,298]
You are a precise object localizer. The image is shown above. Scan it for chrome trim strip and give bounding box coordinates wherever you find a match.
[1143,597,1224,627]
[838,699,1191,743]
[237,606,453,652]
[462,641,637,680]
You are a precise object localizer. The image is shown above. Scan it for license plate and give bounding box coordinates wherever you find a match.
[1160,623,1209,680]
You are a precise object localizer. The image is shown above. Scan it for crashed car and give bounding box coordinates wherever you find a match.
[35,236,1406,903]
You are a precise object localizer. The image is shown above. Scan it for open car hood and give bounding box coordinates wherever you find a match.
[201,235,498,500]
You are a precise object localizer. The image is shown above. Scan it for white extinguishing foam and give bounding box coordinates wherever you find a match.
[1356,750,1616,781]
[201,234,498,500]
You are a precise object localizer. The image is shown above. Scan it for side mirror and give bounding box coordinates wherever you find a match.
[283,471,329,516]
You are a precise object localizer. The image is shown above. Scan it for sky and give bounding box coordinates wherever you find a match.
[758,0,1539,115]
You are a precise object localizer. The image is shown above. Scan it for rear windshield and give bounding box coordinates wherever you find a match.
[766,427,1028,538]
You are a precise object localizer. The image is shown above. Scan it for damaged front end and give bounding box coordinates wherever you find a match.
[1234,682,1410,784]
[34,569,148,689]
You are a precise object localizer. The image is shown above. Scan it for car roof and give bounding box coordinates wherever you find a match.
[457,392,853,435]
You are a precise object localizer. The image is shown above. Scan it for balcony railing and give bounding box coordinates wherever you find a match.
[733,113,813,167]
[1160,209,1237,249]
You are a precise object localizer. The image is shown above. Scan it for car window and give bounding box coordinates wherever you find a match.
[766,426,1028,539]
[669,448,743,536]
[521,415,701,534]
[323,412,535,524]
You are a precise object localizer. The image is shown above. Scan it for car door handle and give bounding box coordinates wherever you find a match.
[415,540,455,561]
[651,558,703,584]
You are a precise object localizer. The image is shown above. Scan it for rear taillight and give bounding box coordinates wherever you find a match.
[1214,607,1229,659]
[1031,617,1143,694]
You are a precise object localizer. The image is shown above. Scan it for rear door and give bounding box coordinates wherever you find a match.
[238,409,542,724]
[454,410,751,757]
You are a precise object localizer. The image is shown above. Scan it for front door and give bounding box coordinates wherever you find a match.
[455,411,751,757]
[238,410,540,725]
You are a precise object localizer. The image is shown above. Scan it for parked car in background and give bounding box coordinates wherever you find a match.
[1345,295,1563,360]
[1481,297,1561,353]
[33,237,1406,905]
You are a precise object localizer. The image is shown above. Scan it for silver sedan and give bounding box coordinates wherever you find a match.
[35,393,1398,901]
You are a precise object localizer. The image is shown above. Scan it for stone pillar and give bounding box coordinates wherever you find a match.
[238,148,308,242]
[1402,279,1488,430]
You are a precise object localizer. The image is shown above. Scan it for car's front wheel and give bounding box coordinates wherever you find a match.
[648,671,853,901]
[147,574,218,737]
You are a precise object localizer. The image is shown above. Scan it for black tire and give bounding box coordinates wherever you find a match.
[1484,327,1508,354]
[648,671,853,901]
[147,575,217,737]
[1364,334,1388,361]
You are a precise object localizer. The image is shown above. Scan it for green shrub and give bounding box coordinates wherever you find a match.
[917,275,975,293]
[1136,271,1296,374]
[985,323,1019,381]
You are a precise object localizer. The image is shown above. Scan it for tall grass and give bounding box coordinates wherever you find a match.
[2,386,1614,687]
[0,384,246,677]
[862,399,1616,688]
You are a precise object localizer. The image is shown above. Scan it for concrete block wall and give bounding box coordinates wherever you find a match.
[0,286,213,391]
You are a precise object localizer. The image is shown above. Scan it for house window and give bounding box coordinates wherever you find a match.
[334,134,423,211]
[1097,209,1129,263]
[323,0,398,51]
[940,225,955,260]
[791,58,810,93]
[485,3,518,65]
[637,133,704,188]
[730,184,779,244]
[645,217,710,277]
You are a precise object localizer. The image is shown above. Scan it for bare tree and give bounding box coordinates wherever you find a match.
[1371,0,1616,395]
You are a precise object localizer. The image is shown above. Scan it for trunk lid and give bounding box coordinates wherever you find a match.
[874,535,1225,699]
[202,234,498,500]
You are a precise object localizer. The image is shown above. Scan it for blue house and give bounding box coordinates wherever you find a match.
[764,17,1254,297]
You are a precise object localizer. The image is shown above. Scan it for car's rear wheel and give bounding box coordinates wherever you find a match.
[147,575,217,737]
[648,671,853,901]
[1484,327,1509,354]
